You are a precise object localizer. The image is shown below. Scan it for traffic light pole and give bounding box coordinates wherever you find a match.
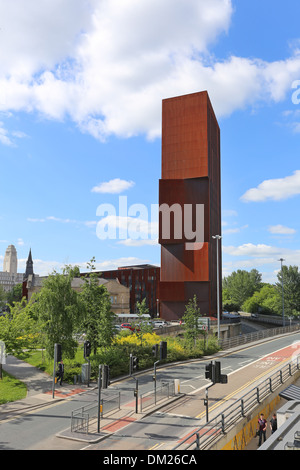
[129,354,139,413]
[52,343,58,399]
[97,365,102,433]
[204,382,214,423]
[204,360,228,422]
[153,360,160,404]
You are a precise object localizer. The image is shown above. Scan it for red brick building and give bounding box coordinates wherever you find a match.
[100,264,160,317]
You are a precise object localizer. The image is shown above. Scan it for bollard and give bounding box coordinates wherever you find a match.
[174,379,180,395]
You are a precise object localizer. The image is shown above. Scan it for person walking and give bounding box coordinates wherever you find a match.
[270,413,277,434]
[257,413,267,446]
[57,360,64,386]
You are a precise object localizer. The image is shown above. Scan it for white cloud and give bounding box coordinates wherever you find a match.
[118,238,159,247]
[268,225,296,235]
[223,243,281,258]
[1,1,300,140]
[241,170,300,202]
[27,216,97,227]
[222,243,300,283]
[0,124,13,146]
[0,121,28,146]
[223,243,300,273]
[91,178,135,194]
[223,224,248,235]
[96,215,158,240]
[0,0,94,79]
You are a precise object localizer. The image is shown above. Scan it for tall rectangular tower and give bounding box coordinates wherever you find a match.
[159,91,221,320]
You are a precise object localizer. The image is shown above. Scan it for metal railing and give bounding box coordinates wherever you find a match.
[71,401,98,433]
[173,356,300,450]
[140,381,175,412]
[219,324,300,350]
[71,392,121,433]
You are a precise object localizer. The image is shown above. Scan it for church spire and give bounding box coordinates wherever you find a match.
[24,248,34,280]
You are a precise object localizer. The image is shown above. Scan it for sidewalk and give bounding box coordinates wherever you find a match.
[0,355,88,420]
[0,354,182,445]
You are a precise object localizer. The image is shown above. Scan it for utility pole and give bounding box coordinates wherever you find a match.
[212,235,222,340]
[279,258,285,327]
[52,343,61,399]
[97,365,102,433]
[129,353,139,413]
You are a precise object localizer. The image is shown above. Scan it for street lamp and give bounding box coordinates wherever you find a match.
[212,235,222,340]
[278,258,285,327]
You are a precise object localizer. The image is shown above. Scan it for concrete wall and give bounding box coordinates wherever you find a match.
[209,371,300,450]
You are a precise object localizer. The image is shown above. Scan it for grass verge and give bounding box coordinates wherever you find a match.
[0,371,27,404]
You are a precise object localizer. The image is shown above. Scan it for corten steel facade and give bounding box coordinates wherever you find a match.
[100,265,160,316]
[159,91,221,321]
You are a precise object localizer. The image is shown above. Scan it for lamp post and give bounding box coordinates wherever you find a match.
[212,235,222,340]
[278,258,285,327]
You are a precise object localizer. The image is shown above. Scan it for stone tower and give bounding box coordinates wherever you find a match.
[3,245,18,275]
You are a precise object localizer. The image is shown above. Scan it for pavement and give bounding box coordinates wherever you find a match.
[1,335,300,449]
[0,355,89,420]
[0,354,182,445]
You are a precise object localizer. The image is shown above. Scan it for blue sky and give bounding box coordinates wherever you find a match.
[1,0,300,283]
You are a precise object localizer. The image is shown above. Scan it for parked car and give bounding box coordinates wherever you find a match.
[153,320,168,328]
[120,322,141,331]
[121,322,135,331]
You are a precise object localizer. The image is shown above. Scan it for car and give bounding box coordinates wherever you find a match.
[120,323,137,331]
[153,320,168,328]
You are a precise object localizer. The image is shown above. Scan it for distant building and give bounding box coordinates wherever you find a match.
[0,245,24,292]
[25,275,130,315]
[3,245,18,275]
[100,264,160,316]
[22,249,38,299]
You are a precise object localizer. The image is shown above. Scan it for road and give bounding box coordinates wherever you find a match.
[0,331,299,450]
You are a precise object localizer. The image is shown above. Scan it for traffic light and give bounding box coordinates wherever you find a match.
[132,356,139,371]
[160,341,167,360]
[205,362,213,380]
[220,374,228,384]
[214,361,221,383]
[56,343,62,362]
[84,340,91,358]
[152,344,158,357]
[102,365,110,388]
[205,361,228,384]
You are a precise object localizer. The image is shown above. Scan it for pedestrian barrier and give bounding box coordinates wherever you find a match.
[70,392,120,433]
[140,381,175,412]
[173,356,300,450]
[219,324,300,350]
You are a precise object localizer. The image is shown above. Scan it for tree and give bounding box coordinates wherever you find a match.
[0,298,38,355]
[33,265,82,359]
[242,284,281,315]
[134,298,152,346]
[276,265,300,317]
[79,258,116,354]
[6,283,23,307]
[223,269,262,310]
[182,295,204,347]
[0,285,6,311]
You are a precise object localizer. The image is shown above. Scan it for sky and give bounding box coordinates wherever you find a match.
[1,0,300,284]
